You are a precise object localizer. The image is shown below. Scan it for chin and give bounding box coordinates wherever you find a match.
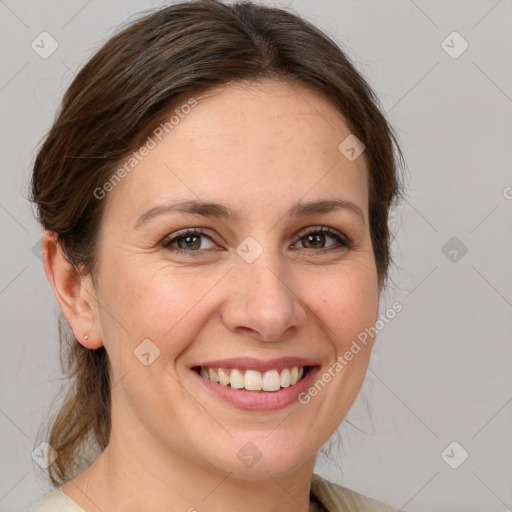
[202,434,317,480]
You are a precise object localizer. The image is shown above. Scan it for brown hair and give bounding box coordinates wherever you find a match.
[30,0,404,486]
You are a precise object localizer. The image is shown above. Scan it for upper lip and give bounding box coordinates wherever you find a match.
[191,357,320,372]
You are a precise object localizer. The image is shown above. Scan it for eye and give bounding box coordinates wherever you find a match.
[293,226,351,252]
[161,226,352,255]
[161,228,217,253]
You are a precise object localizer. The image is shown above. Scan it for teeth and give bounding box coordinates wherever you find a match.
[197,365,306,392]
[280,368,291,387]
[208,368,219,383]
[262,370,281,391]
[218,367,230,386]
[244,370,262,390]
[230,369,244,389]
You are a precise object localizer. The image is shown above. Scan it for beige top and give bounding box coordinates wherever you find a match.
[28,473,401,512]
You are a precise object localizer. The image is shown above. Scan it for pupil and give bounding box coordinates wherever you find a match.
[306,234,323,248]
[179,235,200,250]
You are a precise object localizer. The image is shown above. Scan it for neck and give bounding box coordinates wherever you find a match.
[62,418,321,512]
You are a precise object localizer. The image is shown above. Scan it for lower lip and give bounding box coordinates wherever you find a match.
[190,366,321,412]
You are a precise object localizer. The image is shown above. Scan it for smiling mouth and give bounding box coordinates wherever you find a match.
[192,366,311,392]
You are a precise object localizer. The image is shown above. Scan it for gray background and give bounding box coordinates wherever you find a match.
[1,0,511,511]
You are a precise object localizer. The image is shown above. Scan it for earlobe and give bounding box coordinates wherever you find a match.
[41,230,103,349]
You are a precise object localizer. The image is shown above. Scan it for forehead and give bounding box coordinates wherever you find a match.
[102,79,369,224]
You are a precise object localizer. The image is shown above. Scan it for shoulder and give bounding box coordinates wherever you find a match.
[27,488,85,512]
[311,473,402,512]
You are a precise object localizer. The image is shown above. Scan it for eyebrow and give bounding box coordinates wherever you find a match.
[133,198,365,229]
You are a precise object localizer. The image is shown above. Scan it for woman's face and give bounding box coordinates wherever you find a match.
[89,79,379,477]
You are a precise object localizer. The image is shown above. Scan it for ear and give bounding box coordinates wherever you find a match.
[41,230,103,349]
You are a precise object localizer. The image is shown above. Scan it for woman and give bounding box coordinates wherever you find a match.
[28,1,404,510]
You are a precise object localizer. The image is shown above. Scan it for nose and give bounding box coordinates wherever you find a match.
[221,249,307,342]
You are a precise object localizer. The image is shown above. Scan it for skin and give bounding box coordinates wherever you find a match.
[43,78,381,512]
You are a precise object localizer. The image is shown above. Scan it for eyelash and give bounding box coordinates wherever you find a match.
[160,226,352,255]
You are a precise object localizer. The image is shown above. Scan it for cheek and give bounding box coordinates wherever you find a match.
[100,260,224,353]
[309,264,379,348]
